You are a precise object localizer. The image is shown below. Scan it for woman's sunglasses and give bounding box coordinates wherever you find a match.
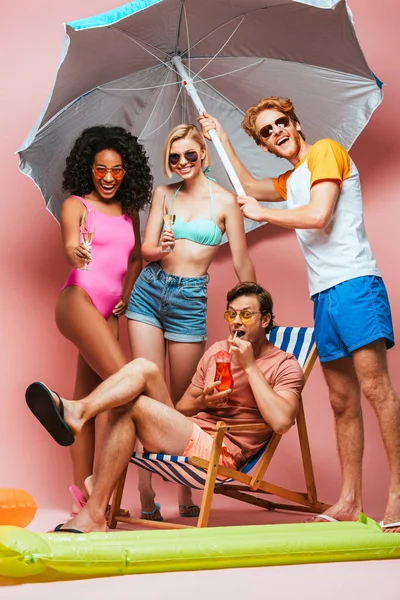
[168,150,199,165]
[259,116,291,140]
[92,166,126,180]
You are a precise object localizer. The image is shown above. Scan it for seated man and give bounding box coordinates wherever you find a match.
[26,282,304,533]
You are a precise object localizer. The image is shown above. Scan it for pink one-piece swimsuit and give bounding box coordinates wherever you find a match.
[61,196,135,318]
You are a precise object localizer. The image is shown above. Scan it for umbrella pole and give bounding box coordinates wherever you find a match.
[172,56,245,197]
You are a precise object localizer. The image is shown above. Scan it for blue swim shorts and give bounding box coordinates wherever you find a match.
[126,262,208,342]
[312,275,394,363]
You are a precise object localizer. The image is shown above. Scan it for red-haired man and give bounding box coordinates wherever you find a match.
[199,99,400,532]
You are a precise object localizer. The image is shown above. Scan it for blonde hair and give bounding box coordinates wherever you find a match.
[242,96,305,146]
[162,124,210,178]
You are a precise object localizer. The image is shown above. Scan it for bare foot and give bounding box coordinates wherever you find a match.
[139,489,163,521]
[307,500,362,523]
[381,492,400,533]
[179,504,200,518]
[54,505,108,533]
[56,395,84,437]
[380,521,400,533]
[140,502,163,521]
[70,503,81,517]
[178,485,197,511]
[84,475,94,497]
[85,475,130,518]
[44,389,83,437]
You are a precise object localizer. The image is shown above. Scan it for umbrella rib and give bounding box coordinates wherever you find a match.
[194,58,266,84]
[140,86,183,141]
[181,4,294,64]
[111,25,180,77]
[197,88,243,116]
[120,68,177,138]
[183,1,191,75]
[185,64,244,116]
[174,1,184,55]
[100,64,181,93]
[112,25,171,58]
[192,15,245,83]
[100,81,179,92]
[138,69,178,140]
[181,13,245,63]
[175,1,191,74]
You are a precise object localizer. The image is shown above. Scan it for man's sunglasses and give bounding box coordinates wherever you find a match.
[168,150,199,165]
[259,116,291,140]
[92,166,125,180]
[224,310,262,324]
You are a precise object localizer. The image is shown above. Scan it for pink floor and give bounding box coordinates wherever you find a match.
[2,484,399,599]
[3,559,400,600]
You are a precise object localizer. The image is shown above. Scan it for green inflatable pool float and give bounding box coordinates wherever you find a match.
[1,515,399,582]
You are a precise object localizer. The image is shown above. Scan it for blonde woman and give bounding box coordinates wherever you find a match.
[126,124,256,520]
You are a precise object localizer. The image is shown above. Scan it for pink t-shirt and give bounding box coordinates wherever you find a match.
[191,340,304,467]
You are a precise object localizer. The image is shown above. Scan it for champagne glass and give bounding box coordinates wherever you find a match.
[162,194,175,253]
[79,208,96,270]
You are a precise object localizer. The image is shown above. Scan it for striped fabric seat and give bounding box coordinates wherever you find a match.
[129,327,315,490]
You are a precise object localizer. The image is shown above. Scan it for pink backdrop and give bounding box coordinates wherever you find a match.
[1,0,399,521]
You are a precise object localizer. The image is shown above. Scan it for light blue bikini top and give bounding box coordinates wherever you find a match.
[167,179,223,247]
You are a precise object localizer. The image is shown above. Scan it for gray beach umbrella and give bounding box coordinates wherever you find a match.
[18,0,382,241]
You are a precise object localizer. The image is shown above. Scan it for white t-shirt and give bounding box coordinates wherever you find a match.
[273,139,381,297]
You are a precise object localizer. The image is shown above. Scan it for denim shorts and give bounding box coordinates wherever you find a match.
[312,275,394,363]
[126,262,208,342]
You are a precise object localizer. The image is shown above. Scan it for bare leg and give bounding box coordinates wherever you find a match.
[56,288,126,380]
[92,313,121,480]
[70,354,101,504]
[169,340,205,515]
[57,395,193,533]
[62,406,138,532]
[315,357,363,522]
[129,320,166,517]
[55,288,127,507]
[61,396,194,532]
[57,358,173,433]
[352,340,400,533]
[128,320,166,377]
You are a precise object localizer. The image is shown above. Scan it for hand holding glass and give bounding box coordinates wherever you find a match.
[79,208,96,270]
[162,194,175,253]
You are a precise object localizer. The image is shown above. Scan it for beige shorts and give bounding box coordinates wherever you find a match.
[182,422,237,469]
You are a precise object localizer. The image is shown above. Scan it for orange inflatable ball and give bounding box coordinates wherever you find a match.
[0,489,37,527]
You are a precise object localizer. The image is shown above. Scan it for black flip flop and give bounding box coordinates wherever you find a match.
[25,381,75,446]
[53,523,84,534]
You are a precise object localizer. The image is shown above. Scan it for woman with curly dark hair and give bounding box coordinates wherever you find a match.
[55,125,152,515]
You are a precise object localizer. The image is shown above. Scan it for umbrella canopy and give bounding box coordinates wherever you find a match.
[18,0,383,240]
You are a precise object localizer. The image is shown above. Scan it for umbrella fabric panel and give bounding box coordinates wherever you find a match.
[186,1,374,79]
[187,57,382,149]
[39,25,168,126]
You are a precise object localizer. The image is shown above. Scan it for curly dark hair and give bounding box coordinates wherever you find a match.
[62,125,153,216]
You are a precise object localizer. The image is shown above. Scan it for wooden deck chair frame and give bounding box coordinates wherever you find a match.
[108,327,330,530]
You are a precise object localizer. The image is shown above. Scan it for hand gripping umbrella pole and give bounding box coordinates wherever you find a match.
[172,56,245,197]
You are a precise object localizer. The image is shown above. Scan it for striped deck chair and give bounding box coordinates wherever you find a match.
[108,326,330,529]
